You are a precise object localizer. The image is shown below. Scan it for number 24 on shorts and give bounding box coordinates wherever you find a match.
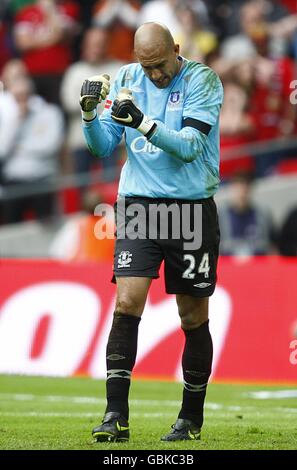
[182,253,210,279]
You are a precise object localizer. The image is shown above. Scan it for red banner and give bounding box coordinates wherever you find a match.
[0,257,296,383]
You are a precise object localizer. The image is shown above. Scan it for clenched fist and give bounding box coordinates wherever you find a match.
[80,74,110,112]
[111,88,157,138]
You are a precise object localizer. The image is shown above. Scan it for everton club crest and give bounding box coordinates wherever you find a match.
[170,91,180,104]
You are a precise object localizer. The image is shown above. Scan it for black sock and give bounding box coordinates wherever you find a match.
[178,320,213,428]
[105,312,140,421]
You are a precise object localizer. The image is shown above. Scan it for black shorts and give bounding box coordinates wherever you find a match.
[113,196,220,297]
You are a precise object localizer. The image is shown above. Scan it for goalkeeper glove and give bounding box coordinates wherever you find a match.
[111,88,157,138]
[80,74,110,118]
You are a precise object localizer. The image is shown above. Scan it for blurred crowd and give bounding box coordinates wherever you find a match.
[0,0,296,256]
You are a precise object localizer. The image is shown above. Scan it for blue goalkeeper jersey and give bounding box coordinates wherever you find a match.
[82,57,224,200]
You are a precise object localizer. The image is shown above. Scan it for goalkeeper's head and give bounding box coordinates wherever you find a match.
[134,22,181,89]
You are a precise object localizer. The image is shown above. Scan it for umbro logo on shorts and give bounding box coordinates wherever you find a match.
[193,283,212,288]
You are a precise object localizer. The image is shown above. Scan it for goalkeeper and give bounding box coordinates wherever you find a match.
[80,22,223,443]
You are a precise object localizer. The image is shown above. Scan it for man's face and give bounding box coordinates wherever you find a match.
[231,181,251,210]
[136,44,180,89]
[82,30,107,65]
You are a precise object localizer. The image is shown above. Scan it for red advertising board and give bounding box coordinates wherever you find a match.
[0,257,296,383]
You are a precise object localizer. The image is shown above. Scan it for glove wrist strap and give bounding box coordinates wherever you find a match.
[137,115,157,138]
[81,109,97,122]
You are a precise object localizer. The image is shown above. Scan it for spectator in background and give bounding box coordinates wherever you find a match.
[221,0,297,60]
[175,1,218,63]
[75,0,99,30]
[1,58,28,89]
[49,189,115,261]
[0,1,12,73]
[219,172,276,256]
[213,18,297,178]
[0,59,29,185]
[278,207,297,256]
[221,1,270,60]
[138,0,182,38]
[0,0,10,19]
[8,0,36,15]
[0,76,64,224]
[249,53,296,176]
[138,0,208,40]
[60,27,123,185]
[281,0,297,14]
[220,81,256,180]
[208,0,290,40]
[206,0,248,40]
[92,0,140,62]
[13,0,80,104]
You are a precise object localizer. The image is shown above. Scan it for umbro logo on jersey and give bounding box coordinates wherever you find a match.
[193,283,212,288]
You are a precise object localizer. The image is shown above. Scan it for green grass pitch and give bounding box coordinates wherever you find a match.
[0,375,296,450]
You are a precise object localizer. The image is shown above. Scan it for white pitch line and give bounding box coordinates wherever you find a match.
[2,392,295,414]
[0,393,179,407]
[275,407,297,413]
[1,410,296,420]
[246,390,297,400]
[0,392,267,412]
[0,392,221,409]
[0,411,173,419]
